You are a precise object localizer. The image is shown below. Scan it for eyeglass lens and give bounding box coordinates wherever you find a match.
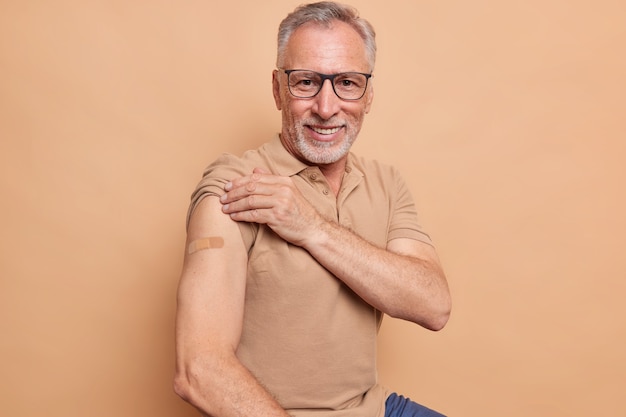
[287,70,369,100]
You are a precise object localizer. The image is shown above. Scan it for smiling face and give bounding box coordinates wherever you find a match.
[272,20,374,167]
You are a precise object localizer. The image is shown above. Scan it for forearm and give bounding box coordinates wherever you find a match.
[303,218,451,330]
[218,171,450,329]
[174,349,289,417]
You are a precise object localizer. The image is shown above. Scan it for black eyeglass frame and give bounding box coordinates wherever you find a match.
[282,69,373,101]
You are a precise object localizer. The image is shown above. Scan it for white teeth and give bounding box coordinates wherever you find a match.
[312,126,341,135]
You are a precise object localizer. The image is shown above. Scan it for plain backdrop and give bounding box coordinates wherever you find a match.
[1,1,625,416]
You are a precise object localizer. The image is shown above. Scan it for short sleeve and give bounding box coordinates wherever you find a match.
[186,153,258,251]
[387,167,433,246]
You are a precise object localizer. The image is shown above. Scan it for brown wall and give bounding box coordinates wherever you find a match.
[1,1,624,416]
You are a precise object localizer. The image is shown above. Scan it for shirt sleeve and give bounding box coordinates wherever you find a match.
[186,153,258,250]
[386,166,433,246]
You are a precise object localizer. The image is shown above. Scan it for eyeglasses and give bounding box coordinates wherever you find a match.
[282,69,372,100]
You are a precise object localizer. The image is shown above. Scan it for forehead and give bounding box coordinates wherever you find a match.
[283,21,369,73]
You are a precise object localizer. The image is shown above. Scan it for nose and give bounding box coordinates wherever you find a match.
[311,79,341,120]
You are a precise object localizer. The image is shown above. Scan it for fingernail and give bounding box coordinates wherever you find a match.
[220,193,227,202]
[224,182,232,191]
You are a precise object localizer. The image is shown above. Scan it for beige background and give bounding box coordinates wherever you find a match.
[1,1,625,416]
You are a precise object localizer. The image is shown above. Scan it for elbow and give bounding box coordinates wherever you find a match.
[173,359,206,408]
[421,279,452,331]
[427,294,452,331]
[387,306,449,331]
[173,365,212,414]
[173,369,193,403]
[426,291,452,331]
[173,351,231,413]
[425,307,450,331]
[401,295,451,332]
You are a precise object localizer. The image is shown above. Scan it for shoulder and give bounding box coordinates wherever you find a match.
[187,143,275,237]
[349,153,406,187]
[348,153,418,211]
[202,146,270,181]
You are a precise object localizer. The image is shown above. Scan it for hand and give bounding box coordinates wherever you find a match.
[220,168,323,247]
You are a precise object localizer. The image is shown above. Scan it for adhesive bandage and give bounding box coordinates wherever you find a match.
[187,237,225,254]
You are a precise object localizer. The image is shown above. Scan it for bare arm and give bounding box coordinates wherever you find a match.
[302,220,450,329]
[220,170,451,330]
[174,196,290,417]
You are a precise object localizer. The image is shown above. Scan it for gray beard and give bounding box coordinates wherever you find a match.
[293,124,355,165]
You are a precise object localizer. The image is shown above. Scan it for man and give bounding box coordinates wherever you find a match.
[174,2,451,416]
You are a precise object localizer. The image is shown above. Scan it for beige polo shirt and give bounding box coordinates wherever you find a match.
[187,135,432,417]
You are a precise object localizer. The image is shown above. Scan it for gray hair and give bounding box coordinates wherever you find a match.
[276,1,377,71]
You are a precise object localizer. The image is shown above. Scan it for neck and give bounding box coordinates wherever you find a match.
[318,158,347,196]
[278,133,348,196]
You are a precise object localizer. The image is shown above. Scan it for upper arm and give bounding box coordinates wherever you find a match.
[387,237,450,329]
[387,237,449,298]
[387,237,442,267]
[176,196,248,359]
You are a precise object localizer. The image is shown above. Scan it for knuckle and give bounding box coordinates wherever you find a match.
[277,184,292,196]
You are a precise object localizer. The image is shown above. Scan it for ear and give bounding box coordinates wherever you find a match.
[272,70,282,110]
[364,82,374,114]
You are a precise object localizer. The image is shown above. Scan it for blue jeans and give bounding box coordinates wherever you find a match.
[384,393,446,417]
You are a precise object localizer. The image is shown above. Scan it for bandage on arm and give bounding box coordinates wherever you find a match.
[187,237,225,254]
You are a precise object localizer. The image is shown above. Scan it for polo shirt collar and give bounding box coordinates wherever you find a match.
[266,134,309,177]
[267,134,364,179]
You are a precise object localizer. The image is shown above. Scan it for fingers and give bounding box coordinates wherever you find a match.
[220,169,286,218]
[221,180,272,206]
[223,169,272,193]
[225,206,263,223]
[221,194,274,215]
[219,169,318,245]
[222,169,286,203]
